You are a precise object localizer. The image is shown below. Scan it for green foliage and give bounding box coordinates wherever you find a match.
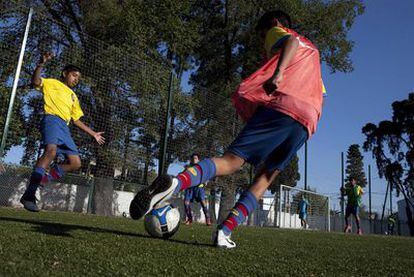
[362,93,414,198]
[362,92,414,235]
[345,144,367,187]
[0,86,25,154]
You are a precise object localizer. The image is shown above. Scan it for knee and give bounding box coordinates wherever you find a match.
[219,152,244,173]
[70,157,81,171]
[44,146,57,159]
[184,201,191,206]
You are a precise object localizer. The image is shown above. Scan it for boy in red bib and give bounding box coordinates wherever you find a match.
[130,11,324,248]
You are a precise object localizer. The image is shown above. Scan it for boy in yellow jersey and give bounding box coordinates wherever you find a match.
[20,53,105,212]
[341,178,364,235]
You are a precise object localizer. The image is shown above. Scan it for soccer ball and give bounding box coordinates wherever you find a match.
[144,203,180,239]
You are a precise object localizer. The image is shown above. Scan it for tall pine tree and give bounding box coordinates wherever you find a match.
[345,144,367,187]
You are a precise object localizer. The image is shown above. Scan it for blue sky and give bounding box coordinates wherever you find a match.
[4,0,413,215]
[299,0,414,213]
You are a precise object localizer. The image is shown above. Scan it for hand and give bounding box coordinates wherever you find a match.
[39,52,54,65]
[263,69,284,95]
[93,132,106,145]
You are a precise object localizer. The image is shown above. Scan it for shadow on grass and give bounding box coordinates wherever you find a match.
[0,216,214,247]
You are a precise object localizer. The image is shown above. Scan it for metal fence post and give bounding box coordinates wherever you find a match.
[278,185,283,228]
[327,197,331,232]
[0,7,33,159]
[158,69,175,176]
[87,177,95,214]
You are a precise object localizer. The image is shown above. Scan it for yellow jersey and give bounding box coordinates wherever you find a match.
[36,78,84,124]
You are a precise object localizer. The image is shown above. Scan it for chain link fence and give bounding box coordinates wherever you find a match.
[0,5,249,218]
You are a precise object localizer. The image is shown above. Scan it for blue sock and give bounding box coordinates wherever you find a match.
[220,191,258,235]
[174,159,216,193]
[25,167,45,197]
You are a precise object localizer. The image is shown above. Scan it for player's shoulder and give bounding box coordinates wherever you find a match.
[266,26,290,39]
[43,78,60,84]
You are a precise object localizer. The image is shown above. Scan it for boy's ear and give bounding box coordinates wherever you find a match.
[62,70,68,78]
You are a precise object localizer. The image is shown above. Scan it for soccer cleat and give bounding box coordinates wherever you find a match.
[213,229,236,249]
[184,219,192,226]
[129,175,178,220]
[20,194,40,212]
[357,228,363,235]
[206,218,212,226]
[344,225,352,233]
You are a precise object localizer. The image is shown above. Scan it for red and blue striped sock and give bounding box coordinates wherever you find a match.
[220,191,257,235]
[174,159,216,193]
[41,165,65,185]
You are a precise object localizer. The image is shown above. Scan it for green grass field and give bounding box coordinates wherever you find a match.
[0,207,413,276]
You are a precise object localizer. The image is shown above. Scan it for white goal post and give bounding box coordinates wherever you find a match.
[276,185,330,231]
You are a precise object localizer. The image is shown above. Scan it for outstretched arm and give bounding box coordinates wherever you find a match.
[73,119,105,145]
[264,36,299,93]
[32,52,53,87]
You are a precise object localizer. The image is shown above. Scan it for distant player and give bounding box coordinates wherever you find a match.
[341,177,364,235]
[297,195,310,229]
[20,52,105,212]
[183,153,212,226]
[387,213,397,235]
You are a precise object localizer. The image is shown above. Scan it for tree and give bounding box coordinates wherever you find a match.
[362,92,414,236]
[345,144,367,187]
[0,86,25,155]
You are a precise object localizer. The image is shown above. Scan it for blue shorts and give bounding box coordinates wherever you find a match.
[228,107,308,171]
[41,114,79,156]
[184,187,207,203]
[346,205,360,217]
[299,212,307,220]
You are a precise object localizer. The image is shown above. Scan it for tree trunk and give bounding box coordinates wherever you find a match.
[217,185,235,224]
[91,145,115,216]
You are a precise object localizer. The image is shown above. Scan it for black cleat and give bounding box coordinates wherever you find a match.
[129,174,178,220]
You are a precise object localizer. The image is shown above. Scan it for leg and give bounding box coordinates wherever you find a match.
[41,155,81,185]
[61,154,81,172]
[200,199,212,225]
[184,200,193,224]
[344,205,352,233]
[219,166,280,235]
[21,144,57,212]
[354,207,362,235]
[216,114,307,247]
[35,144,58,169]
[183,189,193,224]
[175,152,244,193]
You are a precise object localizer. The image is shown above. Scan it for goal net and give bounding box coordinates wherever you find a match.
[275,185,330,231]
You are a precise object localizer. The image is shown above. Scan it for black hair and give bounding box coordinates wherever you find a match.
[255,10,292,31]
[190,153,200,159]
[62,64,81,74]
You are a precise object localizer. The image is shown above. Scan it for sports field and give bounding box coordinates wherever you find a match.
[0,207,413,276]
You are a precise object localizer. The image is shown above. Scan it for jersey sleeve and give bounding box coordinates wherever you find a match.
[34,77,48,91]
[71,94,84,121]
[264,27,291,59]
